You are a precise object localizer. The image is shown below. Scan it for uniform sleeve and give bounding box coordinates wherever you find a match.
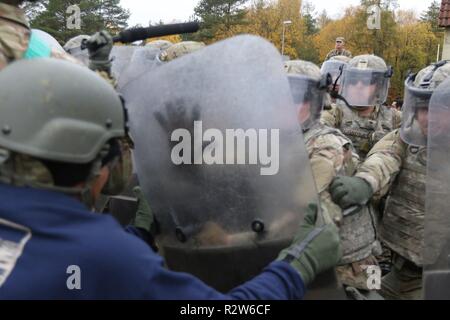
[308,133,355,224]
[124,243,306,300]
[142,258,306,300]
[108,226,306,300]
[320,105,338,128]
[392,108,402,129]
[355,129,406,198]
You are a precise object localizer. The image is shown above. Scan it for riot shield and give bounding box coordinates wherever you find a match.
[111,46,138,79]
[31,29,64,53]
[117,46,161,91]
[125,35,341,294]
[423,78,450,299]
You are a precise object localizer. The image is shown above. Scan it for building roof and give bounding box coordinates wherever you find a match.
[439,0,450,27]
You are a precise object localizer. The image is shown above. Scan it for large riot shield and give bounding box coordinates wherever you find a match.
[125,35,341,294]
[423,78,450,299]
[111,46,138,79]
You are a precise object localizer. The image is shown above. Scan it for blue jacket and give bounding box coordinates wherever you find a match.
[0,184,305,300]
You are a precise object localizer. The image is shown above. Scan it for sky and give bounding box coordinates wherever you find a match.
[120,0,434,27]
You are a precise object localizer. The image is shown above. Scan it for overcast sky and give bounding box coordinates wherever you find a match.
[120,0,434,26]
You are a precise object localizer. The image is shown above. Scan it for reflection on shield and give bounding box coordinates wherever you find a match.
[423,77,450,299]
[117,46,161,91]
[124,35,328,292]
[111,46,138,79]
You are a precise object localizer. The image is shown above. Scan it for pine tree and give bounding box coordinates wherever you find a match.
[193,0,249,41]
[30,0,130,44]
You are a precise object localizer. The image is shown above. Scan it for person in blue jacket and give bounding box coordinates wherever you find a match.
[0,58,342,300]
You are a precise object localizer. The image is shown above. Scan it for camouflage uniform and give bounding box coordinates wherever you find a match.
[325,49,352,61]
[286,60,380,291]
[355,129,424,299]
[0,2,80,69]
[320,54,401,161]
[158,41,205,62]
[353,62,450,300]
[321,103,402,160]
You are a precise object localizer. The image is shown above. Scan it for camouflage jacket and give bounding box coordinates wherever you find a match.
[303,123,357,224]
[355,129,426,265]
[321,103,402,160]
[325,49,352,61]
[0,3,80,70]
[355,129,406,198]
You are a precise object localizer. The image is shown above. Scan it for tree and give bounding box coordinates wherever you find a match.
[21,0,47,21]
[193,0,249,42]
[302,1,318,35]
[421,0,441,32]
[316,9,331,30]
[30,0,130,44]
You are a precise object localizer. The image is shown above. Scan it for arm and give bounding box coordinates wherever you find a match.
[308,133,356,224]
[355,129,406,198]
[320,105,339,128]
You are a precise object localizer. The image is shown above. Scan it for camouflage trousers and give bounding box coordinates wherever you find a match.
[380,253,423,300]
[336,255,380,290]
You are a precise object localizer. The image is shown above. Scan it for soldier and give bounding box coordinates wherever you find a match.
[325,37,352,61]
[0,58,341,299]
[0,0,81,68]
[321,56,351,107]
[329,61,450,299]
[285,60,382,299]
[321,54,401,161]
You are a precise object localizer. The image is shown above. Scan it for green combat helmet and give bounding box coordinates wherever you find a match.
[158,41,205,62]
[401,60,450,147]
[284,60,331,130]
[340,54,393,109]
[0,58,126,206]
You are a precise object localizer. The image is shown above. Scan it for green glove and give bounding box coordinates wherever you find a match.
[83,30,113,73]
[132,186,154,233]
[329,176,374,209]
[277,204,342,286]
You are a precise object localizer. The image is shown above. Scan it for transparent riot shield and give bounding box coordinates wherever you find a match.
[117,46,161,91]
[423,78,450,299]
[125,35,342,294]
[111,46,138,79]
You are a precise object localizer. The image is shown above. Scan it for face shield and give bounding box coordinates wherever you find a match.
[321,60,347,86]
[340,68,391,109]
[400,76,433,147]
[287,74,327,130]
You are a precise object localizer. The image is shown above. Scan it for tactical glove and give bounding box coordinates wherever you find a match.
[277,204,342,286]
[329,176,374,209]
[132,186,154,233]
[83,30,113,73]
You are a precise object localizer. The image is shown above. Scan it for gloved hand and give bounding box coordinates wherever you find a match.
[277,204,342,286]
[132,186,154,233]
[329,176,373,209]
[83,30,113,73]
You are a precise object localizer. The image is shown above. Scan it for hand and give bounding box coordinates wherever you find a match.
[83,30,113,72]
[132,186,154,233]
[154,100,211,168]
[329,176,373,209]
[277,204,342,286]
